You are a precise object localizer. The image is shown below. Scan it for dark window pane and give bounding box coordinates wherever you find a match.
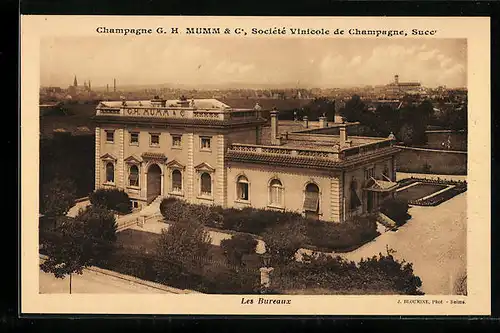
[201,173,211,194]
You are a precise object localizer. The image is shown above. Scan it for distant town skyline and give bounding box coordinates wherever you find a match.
[40,37,467,89]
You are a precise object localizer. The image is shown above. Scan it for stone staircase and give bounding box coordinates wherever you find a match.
[377,212,396,230]
[116,196,163,232]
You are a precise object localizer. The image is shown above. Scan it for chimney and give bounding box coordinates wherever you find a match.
[319,116,327,128]
[339,124,348,147]
[394,74,399,85]
[334,114,344,124]
[270,108,281,145]
[303,116,309,128]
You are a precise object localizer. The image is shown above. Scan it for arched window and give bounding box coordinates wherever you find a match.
[304,183,320,219]
[172,169,182,192]
[269,179,283,206]
[129,165,139,187]
[200,172,212,196]
[105,162,114,183]
[237,175,249,201]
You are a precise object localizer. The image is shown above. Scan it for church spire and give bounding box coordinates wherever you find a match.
[73,75,78,87]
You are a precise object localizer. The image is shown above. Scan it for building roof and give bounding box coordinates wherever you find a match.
[226,146,401,171]
[98,98,231,109]
[92,115,267,128]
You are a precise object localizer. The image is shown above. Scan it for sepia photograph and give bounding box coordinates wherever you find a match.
[21,16,490,315]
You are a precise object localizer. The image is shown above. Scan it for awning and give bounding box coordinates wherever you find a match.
[363,176,398,193]
[303,191,319,212]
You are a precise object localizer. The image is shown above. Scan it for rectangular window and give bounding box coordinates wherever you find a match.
[172,135,182,148]
[130,132,139,145]
[365,167,375,180]
[150,133,160,146]
[105,130,114,143]
[200,137,211,150]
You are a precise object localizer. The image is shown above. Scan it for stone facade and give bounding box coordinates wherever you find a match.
[93,98,400,222]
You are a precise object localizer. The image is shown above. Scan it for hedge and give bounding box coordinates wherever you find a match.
[90,188,132,214]
[98,244,260,294]
[272,252,424,295]
[160,197,379,252]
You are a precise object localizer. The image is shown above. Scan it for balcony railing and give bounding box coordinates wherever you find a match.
[228,143,340,160]
[229,139,394,161]
[96,106,262,121]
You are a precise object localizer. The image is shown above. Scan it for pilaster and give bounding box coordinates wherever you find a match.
[217,134,227,207]
[187,133,194,202]
[94,127,101,190]
[330,176,342,222]
[117,128,125,188]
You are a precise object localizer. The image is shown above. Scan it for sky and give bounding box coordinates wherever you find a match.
[40,37,467,89]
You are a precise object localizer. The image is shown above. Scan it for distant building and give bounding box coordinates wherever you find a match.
[93,97,400,222]
[385,75,425,96]
[68,75,92,95]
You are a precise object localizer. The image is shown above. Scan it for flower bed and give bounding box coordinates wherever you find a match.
[396,177,467,206]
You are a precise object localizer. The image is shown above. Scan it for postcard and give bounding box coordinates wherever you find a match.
[21,15,490,315]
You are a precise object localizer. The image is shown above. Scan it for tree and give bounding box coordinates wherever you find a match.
[40,206,117,293]
[153,219,212,284]
[221,234,258,267]
[40,177,77,218]
[262,220,307,267]
[340,95,366,122]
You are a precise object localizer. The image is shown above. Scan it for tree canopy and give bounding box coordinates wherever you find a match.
[40,206,117,289]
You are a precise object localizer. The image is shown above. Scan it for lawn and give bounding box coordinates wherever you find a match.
[396,183,448,202]
[106,228,262,293]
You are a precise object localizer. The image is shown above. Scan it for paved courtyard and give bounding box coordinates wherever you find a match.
[341,192,467,295]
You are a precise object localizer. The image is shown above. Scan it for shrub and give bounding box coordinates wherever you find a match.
[380,198,411,226]
[89,188,132,214]
[305,214,379,252]
[357,253,423,295]
[221,207,301,235]
[262,220,307,267]
[220,234,258,267]
[76,205,118,266]
[153,219,212,284]
[273,251,423,295]
[159,197,189,223]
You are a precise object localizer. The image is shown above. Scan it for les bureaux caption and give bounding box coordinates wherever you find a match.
[241,297,292,305]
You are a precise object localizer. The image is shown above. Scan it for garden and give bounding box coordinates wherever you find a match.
[39,188,424,295]
[158,197,380,253]
[395,177,467,206]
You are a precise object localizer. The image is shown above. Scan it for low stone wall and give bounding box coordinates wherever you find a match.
[39,254,200,294]
[396,146,467,175]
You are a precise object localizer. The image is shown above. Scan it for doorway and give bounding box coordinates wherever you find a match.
[146,163,162,204]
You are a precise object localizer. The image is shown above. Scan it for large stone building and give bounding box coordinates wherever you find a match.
[385,74,425,96]
[93,96,400,223]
